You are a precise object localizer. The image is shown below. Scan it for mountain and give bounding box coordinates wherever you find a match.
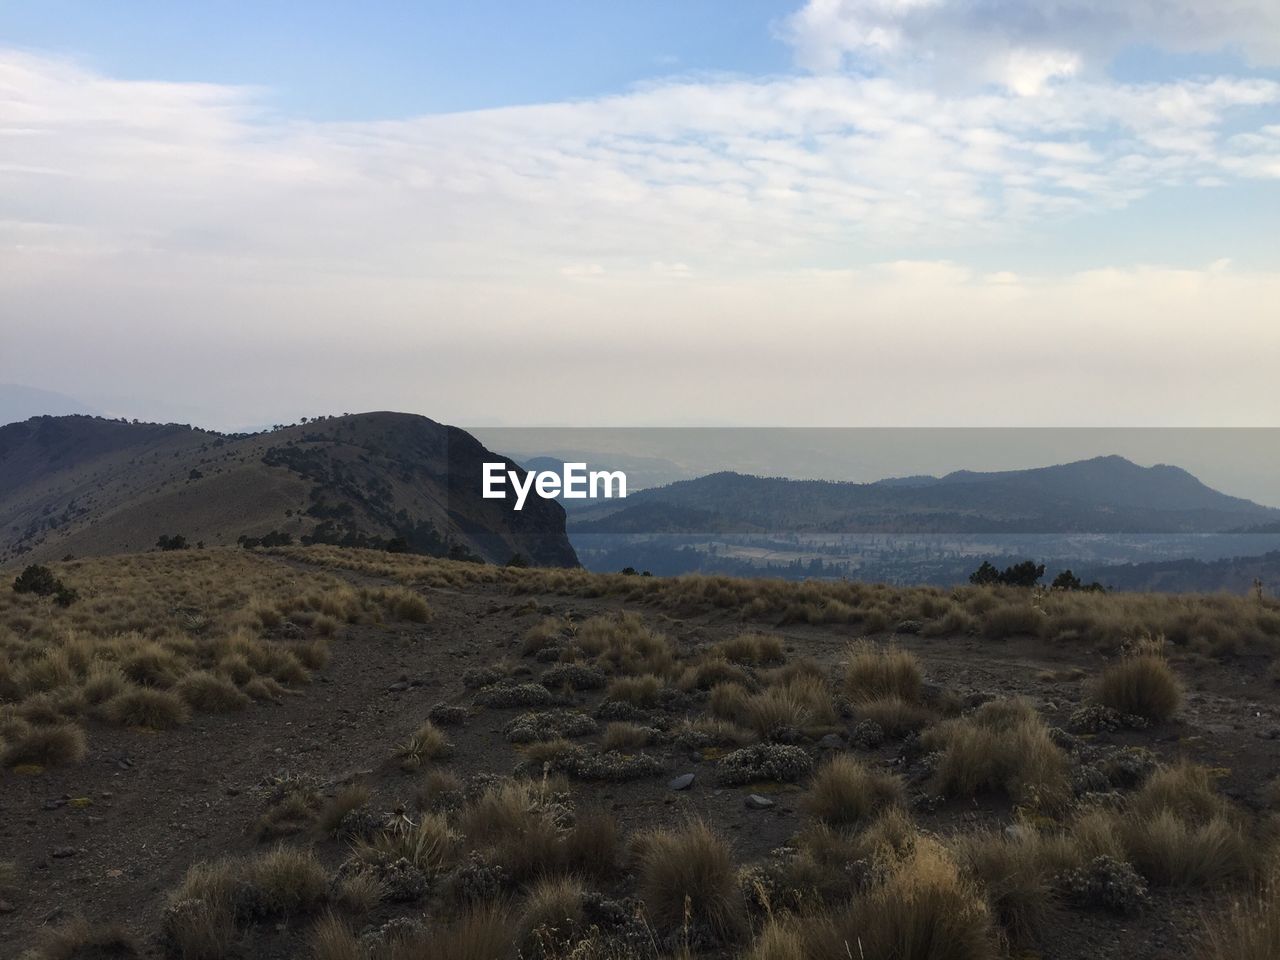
[569,455,1280,535]
[0,384,96,426]
[0,412,578,567]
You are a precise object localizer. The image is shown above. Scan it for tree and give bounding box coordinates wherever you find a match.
[1052,569,1083,591]
[969,561,1001,586]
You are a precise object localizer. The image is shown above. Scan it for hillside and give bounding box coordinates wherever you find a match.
[3,547,1280,959]
[570,455,1279,535]
[0,413,577,567]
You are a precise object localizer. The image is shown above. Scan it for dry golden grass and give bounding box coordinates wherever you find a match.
[601,721,653,750]
[1200,881,1280,960]
[740,675,837,739]
[396,720,454,770]
[810,839,999,960]
[517,876,584,955]
[844,642,923,703]
[951,828,1060,947]
[635,819,747,941]
[1096,652,1183,722]
[853,695,938,736]
[0,718,86,767]
[714,632,785,665]
[0,549,445,764]
[804,754,904,827]
[605,673,664,706]
[27,917,142,960]
[315,783,371,837]
[923,698,1069,811]
[277,545,1280,660]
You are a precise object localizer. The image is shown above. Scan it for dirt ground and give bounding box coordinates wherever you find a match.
[2,553,1278,958]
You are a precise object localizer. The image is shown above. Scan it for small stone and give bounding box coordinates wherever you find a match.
[50,847,77,858]
[668,773,695,791]
[0,900,14,913]
[744,794,774,810]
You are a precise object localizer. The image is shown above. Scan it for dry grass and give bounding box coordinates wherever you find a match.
[601,721,653,750]
[1200,881,1280,960]
[714,632,785,665]
[740,675,837,739]
[0,719,86,767]
[518,876,584,955]
[396,720,453,770]
[1096,652,1183,722]
[952,829,1060,947]
[844,642,923,702]
[853,695,938,736]
[315,783,371,837]
[605,673,664,707]
[923,698,1069,811]
[103,686,192,729]
[804,754,904,827]
[810,839,999,960]
[27,917,142,960]
[635,819,747,942]
[278,545,1280,662]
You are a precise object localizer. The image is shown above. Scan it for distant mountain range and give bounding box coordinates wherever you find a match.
[569,455,1280,535]
[0,413,578,567]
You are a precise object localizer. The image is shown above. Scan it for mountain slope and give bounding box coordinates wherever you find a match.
[0,413,577,567]
[570,456,1279,534]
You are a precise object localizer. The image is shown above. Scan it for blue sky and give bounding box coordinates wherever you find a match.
[1,1,1279,430]
[0,1,800,117]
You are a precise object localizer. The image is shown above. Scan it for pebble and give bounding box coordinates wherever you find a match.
[744,794,774,810]
[668,773,695,791]
[50,847,78,859]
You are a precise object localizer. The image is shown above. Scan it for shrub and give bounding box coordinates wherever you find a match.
[1118,810,1249,887]
[715,633,786,665]
[1058,855,1149,915]
[924,699,1068,810]
[12,564,62,597]
[1200,883,1280,960]
[27,917,142,960]
[718,743,814,785]
[982,604,1044,639]
[176,671,251,712]
[316,783,372,837]
[1,720,87,767]
[605,674,663,707]
[635,819,746,941]
[811,841,998,960]
[601,722,654,750]
[804,755,904,827]
[853,695,936,737]
[741,677,835,739]
[396,721,453,769]
[952,829,1058,945]
[518,876,584,956]
[1096,654,1182,723]
[104,687,191,729]
[844,642,922,702]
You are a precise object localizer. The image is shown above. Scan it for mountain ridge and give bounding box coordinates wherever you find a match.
[0,412,578,567]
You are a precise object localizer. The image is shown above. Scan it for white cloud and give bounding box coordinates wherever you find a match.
[0,48,1278,427]
[781,0,1280,91]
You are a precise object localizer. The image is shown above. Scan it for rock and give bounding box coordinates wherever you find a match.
[0,900,14,913]
[817,733,844,751]
[668,773,695,791]
[50,846,78,858]
[744,794,774,810]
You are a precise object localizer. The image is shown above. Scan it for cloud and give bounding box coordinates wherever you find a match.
[781,0,1280,90]
[0,48,1278,427]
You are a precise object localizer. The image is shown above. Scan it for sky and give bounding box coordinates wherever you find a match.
[2,0,1280,433]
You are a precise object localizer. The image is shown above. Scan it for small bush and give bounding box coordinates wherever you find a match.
[718,743,814,785]
[853,695,936,737]
[715,632,785,665]
[1,720,87,767]
[605,674,663,707]
[28,917,142,960]
[635,819,746,942]
[396,721,453,769]
[601,722,654,750]
[176,671,251,712]
[104,687,191,729]
[316,783,372,837]
[518,876,584,956]
[1200,883,1280,960]
[844,642,922,702]
[805,754,903,827]
[1096,654,1182,723]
